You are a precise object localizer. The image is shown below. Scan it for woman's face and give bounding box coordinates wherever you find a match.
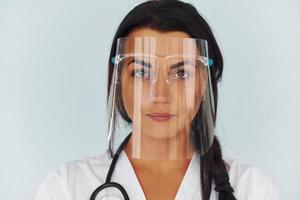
[120,28,207,139]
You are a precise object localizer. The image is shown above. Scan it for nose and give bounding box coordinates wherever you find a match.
[150,64,170,103]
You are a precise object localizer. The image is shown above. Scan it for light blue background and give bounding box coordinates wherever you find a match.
[0,0,299,199]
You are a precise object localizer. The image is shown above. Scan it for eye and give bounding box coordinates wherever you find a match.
[131,69,152,78]
[175,69,192,79]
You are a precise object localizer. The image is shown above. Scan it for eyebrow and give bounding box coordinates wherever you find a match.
[127,59,151,68]
[127,59,194,69]
[170,60,196,69]
[170,61,185,69]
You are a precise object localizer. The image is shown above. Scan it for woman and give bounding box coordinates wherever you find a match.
[36,0,279,199]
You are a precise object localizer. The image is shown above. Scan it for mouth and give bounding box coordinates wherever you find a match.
[146,113,176,122]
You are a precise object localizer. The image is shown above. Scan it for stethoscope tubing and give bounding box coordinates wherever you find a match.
[90,133,132,200]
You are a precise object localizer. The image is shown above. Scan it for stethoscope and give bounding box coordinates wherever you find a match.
[90,133,132,200]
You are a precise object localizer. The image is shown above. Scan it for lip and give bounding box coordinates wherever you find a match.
[146,113,176,122]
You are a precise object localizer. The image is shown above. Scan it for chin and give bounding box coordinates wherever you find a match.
[140,125,184,140]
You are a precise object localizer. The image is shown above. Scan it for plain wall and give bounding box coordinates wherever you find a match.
[0,0,299,199]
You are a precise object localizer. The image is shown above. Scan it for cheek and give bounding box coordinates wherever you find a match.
[121,81,134,119]
[186,84,202,120]
[192,88,202,118]
[178,76,203,121]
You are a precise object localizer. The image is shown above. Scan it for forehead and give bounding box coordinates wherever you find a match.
[128,28,191,39]
[123,28,197,56]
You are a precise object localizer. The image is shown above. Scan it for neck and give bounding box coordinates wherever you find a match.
[127,154,193,172]
[124,131,195,172]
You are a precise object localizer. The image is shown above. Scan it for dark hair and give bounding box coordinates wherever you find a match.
[107,0,236,199]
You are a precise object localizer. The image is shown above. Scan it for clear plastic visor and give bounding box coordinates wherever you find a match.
[108,37,215,160]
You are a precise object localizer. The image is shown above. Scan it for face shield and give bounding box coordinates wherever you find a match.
[107,36,215,160]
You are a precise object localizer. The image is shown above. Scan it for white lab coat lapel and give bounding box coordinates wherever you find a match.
[112,151,146,200]
[174,152,201,200]
[174,152,218,200]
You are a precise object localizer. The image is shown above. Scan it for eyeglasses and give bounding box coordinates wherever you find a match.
[115,53,209,84]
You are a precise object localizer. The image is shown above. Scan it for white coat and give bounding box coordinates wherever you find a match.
[35,150,280,200]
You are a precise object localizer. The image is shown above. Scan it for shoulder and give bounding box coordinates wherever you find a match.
[50,151,112,183]
[35,152,113,200]
[223,156,280,200]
